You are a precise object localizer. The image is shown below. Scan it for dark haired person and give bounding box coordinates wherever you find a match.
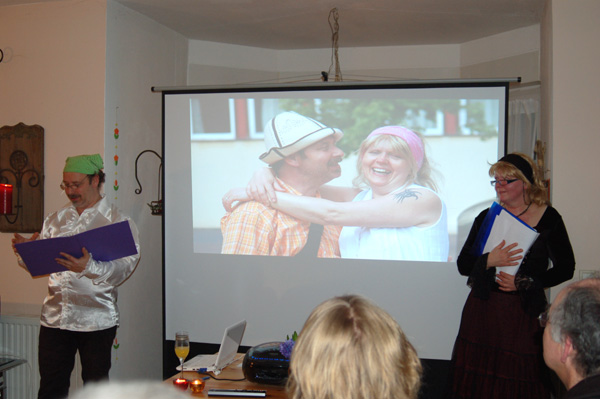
[445,153,575,398]
[12,154,140,399]
[221,111,343,257]
[543,278,600,399]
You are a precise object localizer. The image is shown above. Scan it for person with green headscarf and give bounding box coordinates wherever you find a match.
[12,153,141,399]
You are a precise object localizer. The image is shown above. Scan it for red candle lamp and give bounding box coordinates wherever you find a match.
[173,378,189,390]
[0,184,13,215]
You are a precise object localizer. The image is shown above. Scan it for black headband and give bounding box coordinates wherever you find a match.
[498,154,534,183]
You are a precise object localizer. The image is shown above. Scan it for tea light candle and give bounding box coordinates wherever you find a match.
[190,378,206,393]
[173,378,189,390]
[0,184,13,215]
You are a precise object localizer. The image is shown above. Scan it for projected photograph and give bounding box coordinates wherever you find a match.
[186,87,501,262]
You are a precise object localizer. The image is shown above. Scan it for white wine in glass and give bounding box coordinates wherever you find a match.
[175,331,190,379]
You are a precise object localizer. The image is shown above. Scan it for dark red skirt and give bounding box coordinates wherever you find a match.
[444,290,551,399]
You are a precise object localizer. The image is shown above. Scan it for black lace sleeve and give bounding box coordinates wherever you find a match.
[514,207,575,315]
[538,208,576,287]
[514,207,575,288]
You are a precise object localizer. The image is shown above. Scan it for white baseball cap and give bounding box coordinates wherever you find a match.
[260,111,343,165]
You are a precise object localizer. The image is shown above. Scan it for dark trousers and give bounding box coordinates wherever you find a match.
[38,325,117,399]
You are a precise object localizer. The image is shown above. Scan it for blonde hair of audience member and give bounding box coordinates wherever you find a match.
[489,152,548,206]
[287,295,422,399]
[68,381,189,399]
[352,132,438,192]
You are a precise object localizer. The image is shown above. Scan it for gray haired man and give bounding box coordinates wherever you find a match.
[542,277,600,398]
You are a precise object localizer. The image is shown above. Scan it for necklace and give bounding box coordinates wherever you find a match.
[517,203,531,217]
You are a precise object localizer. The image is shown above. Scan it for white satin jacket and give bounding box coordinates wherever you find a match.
[19,196,141,331]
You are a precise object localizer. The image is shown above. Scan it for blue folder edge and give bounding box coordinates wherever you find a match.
[472,202,502,256]
[472,201,538,256]
[15,220,138,277]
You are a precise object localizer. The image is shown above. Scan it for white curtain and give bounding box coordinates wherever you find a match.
[507,84,541,159]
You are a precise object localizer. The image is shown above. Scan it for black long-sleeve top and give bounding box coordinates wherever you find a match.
[457,205,576,316]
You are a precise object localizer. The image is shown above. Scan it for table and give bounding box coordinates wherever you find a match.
[165,355,287,399]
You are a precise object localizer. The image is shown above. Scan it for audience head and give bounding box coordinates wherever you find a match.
[543,278,600,387]
[287,295,422,399]
[68,381,189,399]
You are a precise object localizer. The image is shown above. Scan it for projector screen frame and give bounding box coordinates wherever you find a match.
[160,78,514,375]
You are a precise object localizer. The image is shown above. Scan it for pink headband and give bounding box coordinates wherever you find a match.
[367,126,424,169]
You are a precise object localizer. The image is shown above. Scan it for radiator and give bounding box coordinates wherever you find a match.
[1,315,39,399]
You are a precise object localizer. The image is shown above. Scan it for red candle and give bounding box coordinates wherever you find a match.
[0,184,12,215]
[173,378,189,390]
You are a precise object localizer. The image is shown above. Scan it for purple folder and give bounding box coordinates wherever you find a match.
[15,220,138,277]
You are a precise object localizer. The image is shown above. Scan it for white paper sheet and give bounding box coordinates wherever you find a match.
[482,209,539,275]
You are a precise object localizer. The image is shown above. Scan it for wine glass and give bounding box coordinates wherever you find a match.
[175,331,190,380]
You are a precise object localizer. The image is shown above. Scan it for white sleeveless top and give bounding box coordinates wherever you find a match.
[339,184,449,261]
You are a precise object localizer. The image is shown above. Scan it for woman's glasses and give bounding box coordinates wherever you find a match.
[490,178,519,186]
[538,309,550,328]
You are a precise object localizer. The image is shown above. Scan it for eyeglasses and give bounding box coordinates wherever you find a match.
[60,176,89,191]
[538,309,550,328]
[490,179,519,186]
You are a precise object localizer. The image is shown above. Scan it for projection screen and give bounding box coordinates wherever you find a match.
[162,80,509,360]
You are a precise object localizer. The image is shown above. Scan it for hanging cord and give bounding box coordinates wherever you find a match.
[327,8,342,82]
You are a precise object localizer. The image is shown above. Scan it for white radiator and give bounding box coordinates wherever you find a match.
[1,315,39,399]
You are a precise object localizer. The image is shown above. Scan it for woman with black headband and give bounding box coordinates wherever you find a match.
[445,153,575,399]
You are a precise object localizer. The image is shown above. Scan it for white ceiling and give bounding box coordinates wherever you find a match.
[2,0,545,50]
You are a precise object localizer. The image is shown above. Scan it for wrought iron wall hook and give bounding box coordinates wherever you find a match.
[134,149,163,215]
[0,150,42,224]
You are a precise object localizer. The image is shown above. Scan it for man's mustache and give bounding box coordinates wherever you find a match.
[328,157,343,167]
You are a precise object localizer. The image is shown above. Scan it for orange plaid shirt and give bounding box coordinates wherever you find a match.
[220,180,340,257]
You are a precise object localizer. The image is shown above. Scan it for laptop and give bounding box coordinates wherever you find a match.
[179,320,247,375]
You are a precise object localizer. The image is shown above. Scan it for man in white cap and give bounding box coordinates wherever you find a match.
[221,111,344,257]
[12,154,140,399]
[542,277,600,398]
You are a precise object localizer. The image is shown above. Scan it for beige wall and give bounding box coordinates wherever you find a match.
[104,0,187,381]
[0,0,188,384]
[187,40,463,83]
[0,0,107,311]
[549,0,600,297]
[187,26,540,85]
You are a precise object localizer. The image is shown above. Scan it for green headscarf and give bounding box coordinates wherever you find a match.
[63,154,104,175]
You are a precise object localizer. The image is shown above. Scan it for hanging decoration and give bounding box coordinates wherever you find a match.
[328,8,342,82]
[113,107,120,198]
[113,336,120,362]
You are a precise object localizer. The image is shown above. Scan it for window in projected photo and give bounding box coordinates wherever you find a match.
[190,98,282,140]
[187,89,502,262]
